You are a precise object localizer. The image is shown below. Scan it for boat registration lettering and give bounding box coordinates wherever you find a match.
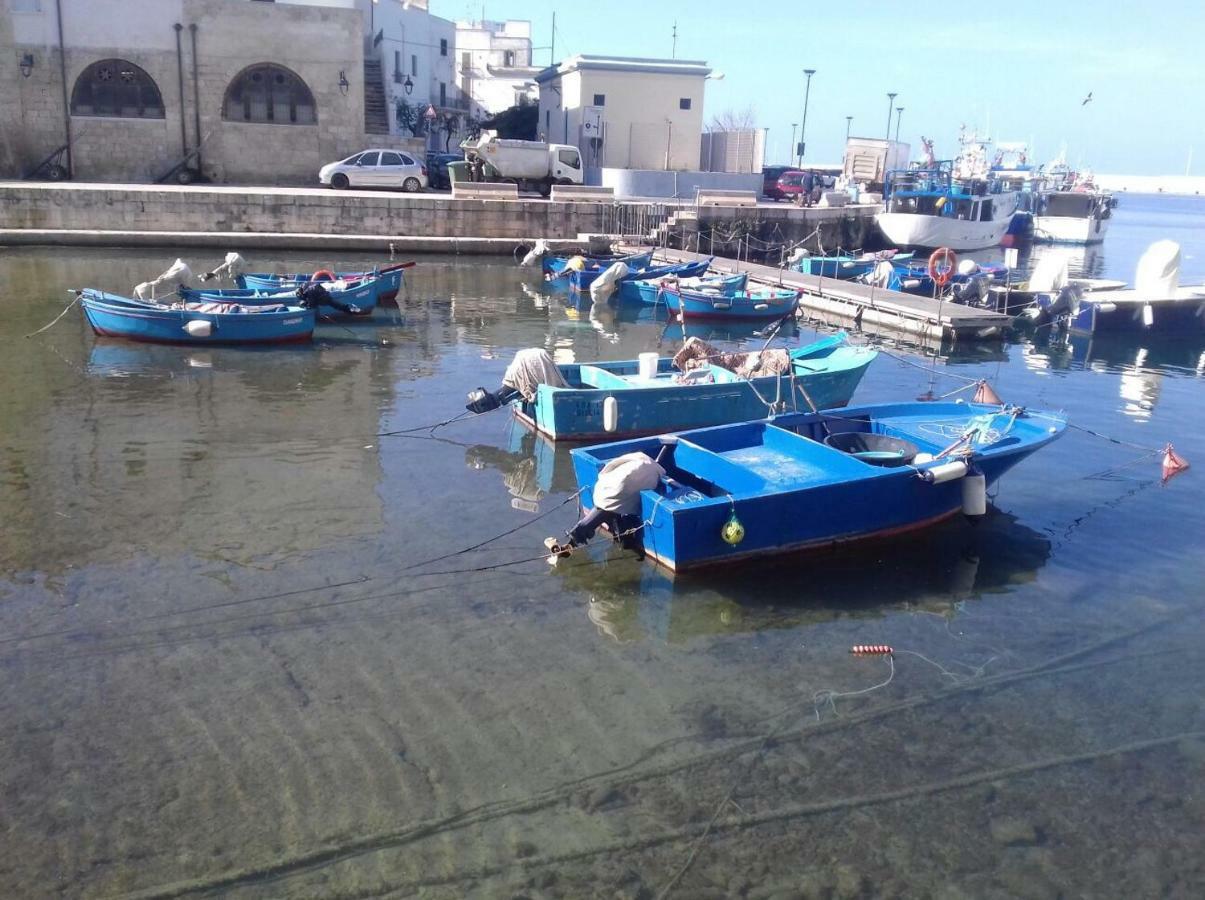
[282,317,303,325]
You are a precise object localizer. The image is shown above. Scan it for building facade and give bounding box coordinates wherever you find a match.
[453,19,539,118]
[0,0,431,184]
[536,55,711,171]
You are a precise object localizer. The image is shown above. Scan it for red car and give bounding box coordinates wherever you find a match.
[768,169,812,202]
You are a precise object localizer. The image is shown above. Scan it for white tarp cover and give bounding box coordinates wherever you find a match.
[501,348,569,401]
[589,261,630,303]
[1027,255,1069,293]
[592,452,665,515]
[134,259,193,300]
[520,239,549,267]
[1134,240,1181,297]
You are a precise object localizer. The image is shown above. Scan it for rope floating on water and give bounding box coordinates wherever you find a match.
[24,291,82,338]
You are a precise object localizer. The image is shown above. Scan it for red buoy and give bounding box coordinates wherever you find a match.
[973,380,1002,405]
[850,645,894,655]
[1162,444,1189,483]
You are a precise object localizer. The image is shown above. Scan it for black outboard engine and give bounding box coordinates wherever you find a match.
[951,274,989,307]
[465,386,520,414]
[296,282,331,309]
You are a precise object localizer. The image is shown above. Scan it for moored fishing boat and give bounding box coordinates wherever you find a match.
[567,401,1065,571]
[664,283,799,320]
[182,275,382,317]
[544,250,653,279]
[237,262,412,301]
[877,162,1020,251]
[464,333,876,441]
[623,272,749,305]
[572,257,711,294]
[79,289,315,345]
[791,250,913,279]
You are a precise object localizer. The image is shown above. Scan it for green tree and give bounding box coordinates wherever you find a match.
[481,103,538,141]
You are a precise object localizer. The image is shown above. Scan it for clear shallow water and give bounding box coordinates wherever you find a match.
[0,197,1202,898]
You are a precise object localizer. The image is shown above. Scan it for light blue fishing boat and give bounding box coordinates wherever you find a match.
[623,272,748,305]
[569,401,1065,571]
[793,250,913,279]
[80,289,315,345]
[512,332,875,441]
[545,251,653,281]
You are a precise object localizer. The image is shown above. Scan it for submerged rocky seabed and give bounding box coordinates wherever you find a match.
[0,213,1203,899]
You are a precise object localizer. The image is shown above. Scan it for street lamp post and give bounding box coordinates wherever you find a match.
[845,115,853,143]
[894,107,904,144]
[885,92,897,143]
[799,68,816,167]
[789,123,797,165]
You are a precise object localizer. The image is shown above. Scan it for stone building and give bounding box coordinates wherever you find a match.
[0,0,419,184]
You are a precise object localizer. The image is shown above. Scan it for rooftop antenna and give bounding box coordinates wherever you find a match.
[672,21,678,59]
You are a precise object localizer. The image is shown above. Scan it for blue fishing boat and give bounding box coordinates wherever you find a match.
[545,251,653,281]
[624,272,749,306]
[507,333,875,441]
[574,258,712,294]
[182,276,381,316]
[542,249,638,277]
[237,262,411,301]
[569,401,1065,571]
[792,250,913,279]
[80,289,315,345]
[665,284,799,321]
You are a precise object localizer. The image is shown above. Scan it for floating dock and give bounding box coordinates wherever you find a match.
[632,246,1013,343]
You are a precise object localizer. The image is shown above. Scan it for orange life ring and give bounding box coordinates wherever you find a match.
[927,248,957,287]
[311,268,337,283]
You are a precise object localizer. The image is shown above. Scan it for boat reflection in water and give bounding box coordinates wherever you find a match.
[463,424,578,511]
[552,509,1052,644]
[1024,330,1205,419]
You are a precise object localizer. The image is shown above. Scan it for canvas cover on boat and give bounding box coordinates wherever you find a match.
[1134,240,1180,297]
[502,348,569,401]
[592,452,665,515]
[672,337,791,379]
[134,259,193,300]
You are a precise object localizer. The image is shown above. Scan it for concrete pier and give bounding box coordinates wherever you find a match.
[637,245,1013,343]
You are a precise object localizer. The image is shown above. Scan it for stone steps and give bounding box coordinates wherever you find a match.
[363,59,390,135]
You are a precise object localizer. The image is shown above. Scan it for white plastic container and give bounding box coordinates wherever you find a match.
[638,352,659,380]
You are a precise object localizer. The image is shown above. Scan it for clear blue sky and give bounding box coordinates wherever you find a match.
[438,0,1203,174]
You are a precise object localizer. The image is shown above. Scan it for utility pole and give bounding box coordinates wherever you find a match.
[845,115,853,143]
[895,107,904,144]
[672,22,677,59]
[789,123,797,165]
[550,11,555,65]
[885,92,897,143]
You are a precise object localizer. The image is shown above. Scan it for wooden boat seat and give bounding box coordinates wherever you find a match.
[577,363,743,390]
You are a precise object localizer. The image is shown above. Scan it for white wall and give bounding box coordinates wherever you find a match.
[540,67,705,171]
[11,0,184,49]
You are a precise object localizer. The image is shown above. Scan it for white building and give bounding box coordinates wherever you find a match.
[536,55,711,171]
[453,19,540,117]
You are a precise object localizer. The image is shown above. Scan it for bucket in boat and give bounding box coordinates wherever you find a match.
[637,352,660,379]
[823,431,920,467]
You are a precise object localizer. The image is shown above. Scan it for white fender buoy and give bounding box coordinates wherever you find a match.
[184,320,213,338]
[603,396,618,433]
[1096,302,1117,313]
[1142,304,1154,327]
[921,460,968,484]
[913,452,934,465]
[962,470,987,516]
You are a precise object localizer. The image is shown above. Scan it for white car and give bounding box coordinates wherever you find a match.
[319,149,428,191]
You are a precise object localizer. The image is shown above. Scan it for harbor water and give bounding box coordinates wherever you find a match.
[0,194,1202,898]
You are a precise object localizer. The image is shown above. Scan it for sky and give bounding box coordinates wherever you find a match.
[434,0,1204,175]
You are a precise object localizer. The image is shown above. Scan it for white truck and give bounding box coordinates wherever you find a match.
[460,130,583,196]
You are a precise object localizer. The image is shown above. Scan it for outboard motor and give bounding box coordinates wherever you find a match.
[296,282,331,309]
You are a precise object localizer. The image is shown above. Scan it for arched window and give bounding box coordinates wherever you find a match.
[223,64,316,125]
[70,59,164,119]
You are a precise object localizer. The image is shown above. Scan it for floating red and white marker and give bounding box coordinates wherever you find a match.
[850,645,894,655]
[1162,444,1189,483]
[973,380,1002,405]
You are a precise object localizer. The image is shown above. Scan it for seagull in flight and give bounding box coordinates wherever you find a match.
[1082,92,1093,106]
